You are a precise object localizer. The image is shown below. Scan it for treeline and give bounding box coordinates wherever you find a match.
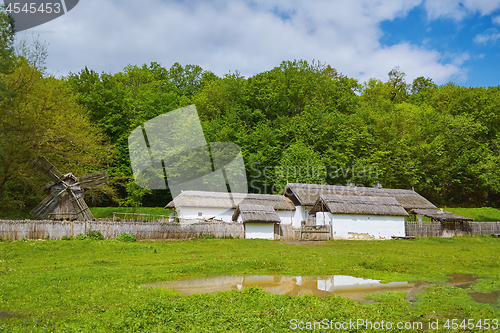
[1,21,500,216]
[65,60,500,208]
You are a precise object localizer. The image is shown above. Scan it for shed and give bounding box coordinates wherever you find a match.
[410,209,473,222]
[232,204,281,239]
[310,194,409,240]
[165,191,295,223]
[284,183,435,228]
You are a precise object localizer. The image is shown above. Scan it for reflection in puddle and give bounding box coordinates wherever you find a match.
[446,273,478,289]
[145,273,498,305]
[146,275,410,303]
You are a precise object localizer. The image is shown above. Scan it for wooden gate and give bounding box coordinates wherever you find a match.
[300,225,331,241]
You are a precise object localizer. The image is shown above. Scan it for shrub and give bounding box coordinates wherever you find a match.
[199,234,216,240]
[86,229,104,240]
[75,234,88,240]
[115,233,136,242]
[61,235,73,240]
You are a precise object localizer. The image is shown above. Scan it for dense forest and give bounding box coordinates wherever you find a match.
[1,13,500,217]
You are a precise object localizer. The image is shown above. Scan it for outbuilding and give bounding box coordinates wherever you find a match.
[232,204,281,239]
[410,208,473,223]
[309,194,409,240]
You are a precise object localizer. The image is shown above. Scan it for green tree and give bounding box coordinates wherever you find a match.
[0,59,115,216]
[0,7,16,105]
[0,7,15,75]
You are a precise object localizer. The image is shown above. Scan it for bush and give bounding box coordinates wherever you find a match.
[75,234,88,240]
[86,229,104,240]
[199,234,216,240]
[61,235,73,240]
[115,233,136,242]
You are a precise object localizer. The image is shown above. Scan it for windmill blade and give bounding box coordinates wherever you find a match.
[78,170,108,189]
[31,157,64,182]
[30,189,64,219]
[68,189,94,221]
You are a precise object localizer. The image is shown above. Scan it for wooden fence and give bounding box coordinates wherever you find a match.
[276,224,294,240]
[0,219,244,241]
[405,221,500,237]
[2,219,500,241]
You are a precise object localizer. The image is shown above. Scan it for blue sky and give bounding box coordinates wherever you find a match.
[380,4,500,87]
[11,0,500,87]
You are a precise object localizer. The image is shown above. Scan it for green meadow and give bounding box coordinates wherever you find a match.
[89,207,174,219]
[442,208,500,222]
[4,206,500,221]
[0,236,499,332]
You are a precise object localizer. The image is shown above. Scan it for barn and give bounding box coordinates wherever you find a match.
[165,191,296,224]
[232,204,281,239]
[309,194,409,240]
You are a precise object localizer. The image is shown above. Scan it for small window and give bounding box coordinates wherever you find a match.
[198,212,202,216]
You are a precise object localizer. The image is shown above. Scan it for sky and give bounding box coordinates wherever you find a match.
[10,0,500,87]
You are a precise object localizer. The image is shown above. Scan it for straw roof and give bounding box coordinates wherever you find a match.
[165,191,295,211]
[310,194,409,217]
[410,209,473,222]
[232,204,281,223]
[284,183,436,210]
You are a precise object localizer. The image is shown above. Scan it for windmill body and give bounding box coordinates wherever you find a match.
[30,157,108,221]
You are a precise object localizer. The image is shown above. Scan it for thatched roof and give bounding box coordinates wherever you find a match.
[310,194,409,217]
[284,183,436,210]
[165,191,295,211]
[232,204,281,223]
[410,209,473,222]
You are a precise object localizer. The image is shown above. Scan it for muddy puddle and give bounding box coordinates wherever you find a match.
[145,273,498,304]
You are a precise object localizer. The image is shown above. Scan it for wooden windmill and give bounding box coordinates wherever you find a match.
[30,157,108,221]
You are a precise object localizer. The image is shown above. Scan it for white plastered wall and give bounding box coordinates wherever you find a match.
[291,206,309,229]
[177,207,235,222]
[244,223,275,239]
[319,213,405,240]
[277,210,294,224]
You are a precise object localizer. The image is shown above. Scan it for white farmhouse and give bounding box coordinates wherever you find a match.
[165,190,296,224]
[309,194,409,240]
[284,182,436,228]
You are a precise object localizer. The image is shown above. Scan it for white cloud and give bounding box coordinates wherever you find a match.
[22,0,465,84]
[474,28,500,44]
[493,14,500,24]
[424,0,500,20]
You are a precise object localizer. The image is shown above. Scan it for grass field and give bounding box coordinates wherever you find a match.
[89,207,173,219]
[442,207,500,222]
[3,206,500,221]
[1,236,499,332]
[1,207,173,220]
